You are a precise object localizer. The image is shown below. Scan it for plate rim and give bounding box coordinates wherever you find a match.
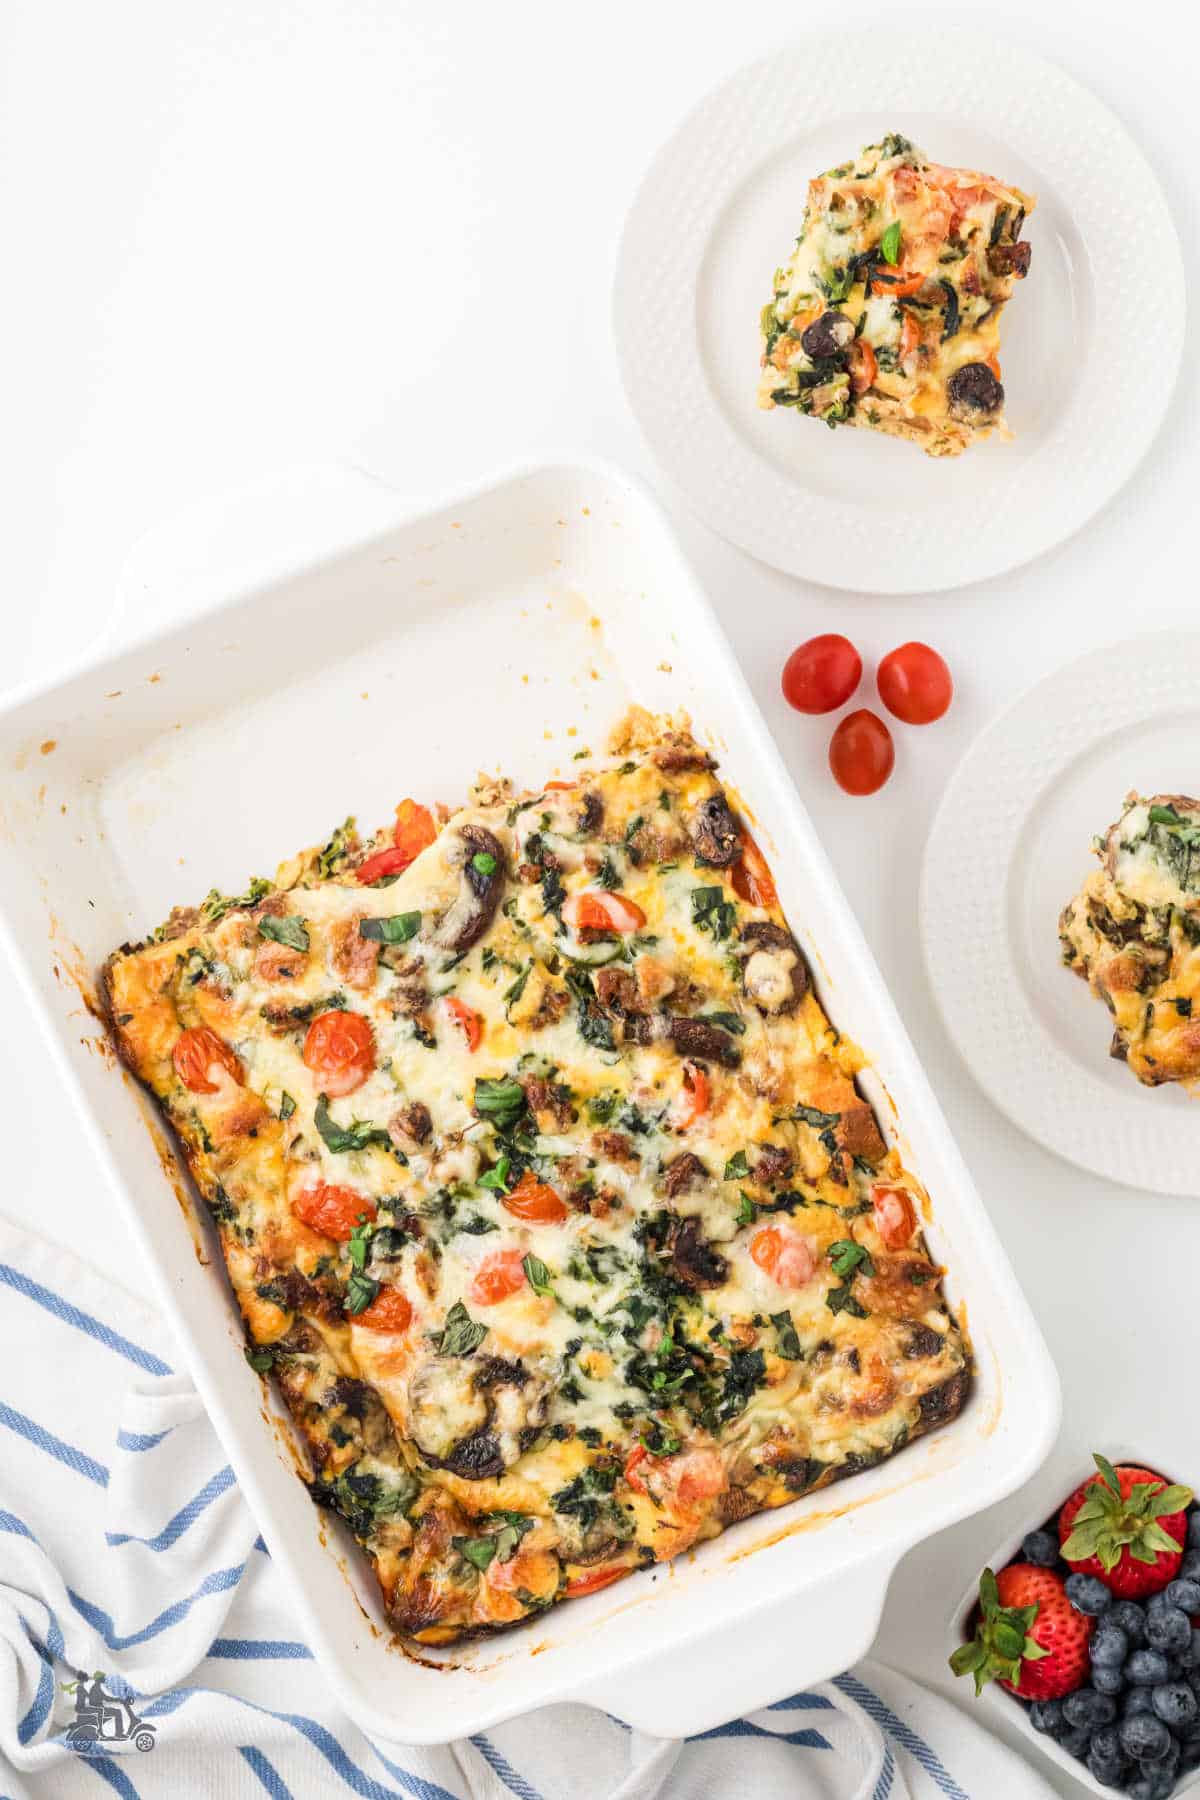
[919,627,1200,1195]
[613,26,1186,595]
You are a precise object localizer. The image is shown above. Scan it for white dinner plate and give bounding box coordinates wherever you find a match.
[614,30,1184,594]
[920,631,1200,1195]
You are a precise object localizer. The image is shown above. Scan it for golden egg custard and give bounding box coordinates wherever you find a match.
[104,710,970,1644]
[759,134,1034,456]
[1060,793,1200,1087]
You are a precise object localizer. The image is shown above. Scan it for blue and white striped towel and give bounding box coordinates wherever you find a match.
[0,1216,1056,1799]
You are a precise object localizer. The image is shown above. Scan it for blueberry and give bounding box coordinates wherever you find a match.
[1093,1664,1126,1696]
[1057,1723,1093,1759]
[1187,1511,1200,1550]
[1126,1687,1158,1716]
[1092,1624,1130,1667]
[1066,1572,1114,1616]
[1111,1601,1149,1645]
[1020,1527,1060,1568]
[1183,1736,1200,1773]
[1065,1687,1117,1731]
[1153,1681,1198,1726]
[1128,1649,1172,1686]
[1148,1606,1193,1654]
[1167,1578,1200,1613]
[1181,1550,1200,1584]
[1126,1770,1178,1800]
[1182,1629,1200,1670]
[1087,1725,1128,1789]
[1028,1698,1063,1735]
[1148,1590,1174,1617]
[1121,1711,1173,1760]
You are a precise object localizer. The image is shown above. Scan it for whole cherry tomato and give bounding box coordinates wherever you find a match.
[781,634,863,715]
[877,642,953,725]
[828,710,895,796]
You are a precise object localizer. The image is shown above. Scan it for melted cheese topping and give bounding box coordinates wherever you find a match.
[1060,793,1200,1086]
[105,709,969,1644]
[759,134,1035,457]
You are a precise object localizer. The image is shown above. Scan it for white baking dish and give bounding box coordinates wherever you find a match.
[0,456,1059,1743]
[949,1444,1200,1798]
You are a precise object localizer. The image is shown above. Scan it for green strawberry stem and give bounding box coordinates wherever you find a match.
[1061,1455,1193,1573]
[949,1569,1049,1695]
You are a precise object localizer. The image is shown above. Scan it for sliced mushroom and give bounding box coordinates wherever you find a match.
[689,791,742,868]
[739,921,808,1015]
[946,362,1003,418]
[429,824,506,953]
[986,241,1031,279]
[800,310,856,360]
[666,1016,741,1066]
[407,1357,489,1464]
[668,1216,728,1291]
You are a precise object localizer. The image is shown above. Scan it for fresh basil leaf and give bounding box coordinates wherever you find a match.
[880,220,902,266]
[455,1534,500,1572]
[477,1154,512,1192]
[825,1283,869,1318]
[735,1191,756,1226]
[473,1077,527,1131]
[786,1104,841,1131]
[314,1094,392,1155]
[771,1310,802,1360]
[358,911,421,944]
[244,1345,277,1373]
[258,913,309,952]
[345,1270,380,1315]
[434,1300,487,1357]
[828,1239,874,1280]
[348,1220,373,1271]
[278,1092,296,1121]
[702,1010,746,1036]
[522,1254,554,1299]
[724,1149,750,1181]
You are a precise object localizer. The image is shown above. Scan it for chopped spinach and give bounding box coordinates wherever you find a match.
[358,912,421,944]
[314,1094,393,1155]
[691,886,736,941]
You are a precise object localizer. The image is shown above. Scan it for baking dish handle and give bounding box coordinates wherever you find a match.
[570,1546,900,1739]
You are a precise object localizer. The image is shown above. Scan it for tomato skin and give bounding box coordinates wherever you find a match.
[781,635,862,715]
[392,798,436,863]
[292,1182,376,1242]
[302,1009,375,1096]
[501,1170,568,1225]
[749,1225,817,1289]
[672,1060,710,1128]
[173,1027,243,1094]
[565,1565,627,1599]
[877,642,953,725]
[355,845,411,886]
[353,1286,413,1333]
[899,312,922,361]
[731,835,777,909]
[623,1444,651,1495]
[562,891,646,934]
[674,1448,726,1505]
[469,1249,529,1307]
[828,710,895,796]
[872,267,927,299]
[443,996,482,1052]
[872,1185,918,1250]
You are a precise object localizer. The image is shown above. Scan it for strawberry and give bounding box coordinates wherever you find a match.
[1058,1454,1193,1600]
[950,1564,1093,1700]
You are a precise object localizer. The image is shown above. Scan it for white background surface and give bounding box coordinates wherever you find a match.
[0,3,1194,1792]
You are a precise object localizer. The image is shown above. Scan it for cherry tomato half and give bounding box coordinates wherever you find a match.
[443,996,483,1052]
[781,634,863,715]
[173,1026,243,1094]
[469,1248,529,1306]
[731,834,777,909]
[353,1286,413,1333]
[562,891,646,934]
[501,1170,568,1225]
[872,1184,918,1250]
[292,1182,376,1242]
[302,1008,375,1096]
[828,710,895,796]
[876,642,953,725]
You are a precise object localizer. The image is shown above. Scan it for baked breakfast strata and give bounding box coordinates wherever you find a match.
[1060,793,1200,1087]
[104,710,970,1645]
[759,134,1034,457]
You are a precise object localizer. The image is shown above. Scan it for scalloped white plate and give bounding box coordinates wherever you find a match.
[614,31,1184,594]
[921,632,1200,1196]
